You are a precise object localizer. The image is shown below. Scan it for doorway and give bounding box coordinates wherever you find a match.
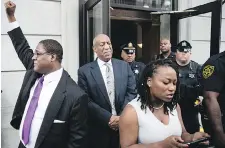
[110,11,161,64]
[111,20,138,60]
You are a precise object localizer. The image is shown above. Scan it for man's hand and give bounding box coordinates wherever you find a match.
[108,115,120,131]
[4,1,16,22]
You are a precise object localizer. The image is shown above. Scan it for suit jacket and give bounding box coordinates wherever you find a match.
[8,27,88,148]
[78,58,137,148]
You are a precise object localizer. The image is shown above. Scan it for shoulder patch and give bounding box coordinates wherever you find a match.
[202,65,215,79]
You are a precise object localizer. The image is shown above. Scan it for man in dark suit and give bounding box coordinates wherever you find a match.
[5,1,88,148]
[78,34,137,148]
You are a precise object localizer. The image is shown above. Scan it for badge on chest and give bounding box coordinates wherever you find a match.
[179,73,195,78]
[134,69,139,74]
[188,73,195,78]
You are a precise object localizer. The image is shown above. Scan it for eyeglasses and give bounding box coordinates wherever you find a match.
[33,52,52,57]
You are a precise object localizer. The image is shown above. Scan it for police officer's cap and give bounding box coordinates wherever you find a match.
[121,42,136,54]
[176,40,192,52]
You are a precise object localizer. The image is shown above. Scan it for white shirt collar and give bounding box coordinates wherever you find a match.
[42,67,63,83]
[97,58,112,67]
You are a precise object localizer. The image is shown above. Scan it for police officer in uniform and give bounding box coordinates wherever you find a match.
[155,38,175,60]
[201,50,225,147]
[121,42,145,85]
[175,40,202,134]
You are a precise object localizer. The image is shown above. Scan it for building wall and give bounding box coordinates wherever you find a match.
[1,0,79,147]
[179,0,225,64]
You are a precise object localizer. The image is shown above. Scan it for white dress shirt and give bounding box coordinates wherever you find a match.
[8,21,19,30]
[9,20,64,147]
[97,58,117,115]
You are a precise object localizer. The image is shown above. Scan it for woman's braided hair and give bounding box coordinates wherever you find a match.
[137,59,180,114]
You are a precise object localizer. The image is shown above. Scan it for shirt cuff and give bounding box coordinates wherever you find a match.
[8,21,19,31]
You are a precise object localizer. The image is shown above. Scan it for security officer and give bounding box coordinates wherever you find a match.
[155,38,175,60]
[121,42,145,85]
[175,40,202,134]
[200,51,225,147]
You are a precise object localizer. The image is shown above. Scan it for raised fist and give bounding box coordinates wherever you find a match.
[4,1,16,16]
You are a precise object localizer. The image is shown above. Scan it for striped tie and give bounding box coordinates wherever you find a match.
[105,63,116,115]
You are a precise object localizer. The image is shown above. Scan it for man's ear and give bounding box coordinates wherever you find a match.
[51,54,57,62]
[93,45,97,52]
[121,50,124,58]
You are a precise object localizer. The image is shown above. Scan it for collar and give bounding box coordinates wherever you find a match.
[42,67,63,83]
[160,52,175,59]
[97,58,112,67]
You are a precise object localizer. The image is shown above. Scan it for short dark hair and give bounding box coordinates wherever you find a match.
[39,39,63,63]
[137,59,180,114]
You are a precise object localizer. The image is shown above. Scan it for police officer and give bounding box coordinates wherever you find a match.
[200,51,225,147]
[175,40,202,134]
[155,38,175,60]
[121,42,145,85]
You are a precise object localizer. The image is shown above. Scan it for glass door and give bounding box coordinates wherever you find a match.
[84,0,110,62]
[151,0,223,56]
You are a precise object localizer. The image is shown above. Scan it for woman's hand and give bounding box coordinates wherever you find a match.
[192,132,210,145]
[162,135,189,148]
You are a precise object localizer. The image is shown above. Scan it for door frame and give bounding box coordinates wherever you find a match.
[79,0,110,66]
[166,0,223,55]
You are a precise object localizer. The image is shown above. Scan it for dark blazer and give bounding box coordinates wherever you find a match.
[8,27,88,148]
[78,58,137,148]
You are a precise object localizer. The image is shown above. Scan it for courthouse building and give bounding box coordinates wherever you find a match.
[1,0,224,147]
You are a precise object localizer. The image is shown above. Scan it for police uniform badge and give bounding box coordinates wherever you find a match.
[122,42,135,54]
[179,73,182,77]
[189,73,195,78]
[124,42,135,50]
[202,65,215,79]
[134,69,139,74]
[128,43,133,48]
[182,42,186,46]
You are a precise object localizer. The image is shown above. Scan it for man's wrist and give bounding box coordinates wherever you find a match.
[7,15,16,23]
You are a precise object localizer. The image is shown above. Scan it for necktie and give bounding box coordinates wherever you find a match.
[105,63,116,115]
[22,76,44,145]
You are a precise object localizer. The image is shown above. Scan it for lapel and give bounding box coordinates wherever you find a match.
[90,60,111,107]
[111,59,121,100]
[35,70,67,148]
